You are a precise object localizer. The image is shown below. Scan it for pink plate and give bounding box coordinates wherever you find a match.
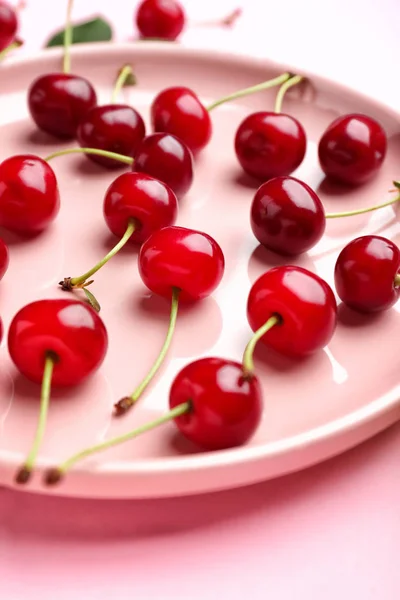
[0,43,399,498]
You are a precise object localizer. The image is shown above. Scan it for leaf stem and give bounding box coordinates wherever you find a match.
[274,74,303,113]
[326,194,400,219]
[242,315,280,377]
[114,287,180,415]
[207,72,292,112]
[63,0,74,74]
[15,352,56,484]
[44,147,134,164]
[44,401,191,484]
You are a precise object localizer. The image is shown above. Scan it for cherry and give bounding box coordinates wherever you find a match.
[247,266,337,357]
[133,133,194,197]
[251,176,326,255]
[45,357,262,484]
[114,226,225,415]
[318,114,387,185]
[235,75,306,181]
[0,1,18,52]
[8,298,108,483]
[0,155,60,234]
[59,173,178,295]
[151,87,211,154]
[135,0,185,41]
[334,235,400,313]
[0,236,9,279]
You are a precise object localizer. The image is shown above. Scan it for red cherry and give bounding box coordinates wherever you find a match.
[0,155,60,234]
[139,226,225,302]
[169,357,263,450]
[0,236,9,279]
[318,114,387,185]
[0,1,17,51]
[247,266,337,357]
[133,133,194,197]
[334,235,400,313]
[103,172,178,243]
[235,112,306,181]
[77,104,146,169]
[28,74,97,139]
[251,176,326,255]
[8,299,108,387]
[135,0,185,40]
[151,87,212,154]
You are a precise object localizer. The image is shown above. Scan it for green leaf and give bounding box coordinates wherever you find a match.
[46,17,112,48]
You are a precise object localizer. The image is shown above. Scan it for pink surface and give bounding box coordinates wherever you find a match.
[2,0,400,598]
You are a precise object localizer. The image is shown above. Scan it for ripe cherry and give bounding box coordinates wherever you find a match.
[45,356,262,484]
[133,133,194,197]
[251,176,326,255]
[0,155,60,234]
[114,226,225,415]
[135,0,185,41]
[247,266,337,357]
[335,235,400,313]
[318,114,387,185]
[151,87,211,154]
[0,1,18,52]
[0,236,9,279]
[8,298,108,483]
[60,173,178,295]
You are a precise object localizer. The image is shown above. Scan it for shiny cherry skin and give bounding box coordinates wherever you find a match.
[0,236,9,280]
[247,266,337,357]
[334,235,400,313]
[8,299,108,387]
[235,112,307,181]
[103,172,178,243]
[251,176,326,256]
[28,74,97,139]
[0,1,18,51]
[135,0,185,40]
[151,87,212,154]
[139,226,225,302]
[133,133,194,197]
[318,114,387,185]
[169,357,263,450]
[0,155,60,234]
[77,104,146,168]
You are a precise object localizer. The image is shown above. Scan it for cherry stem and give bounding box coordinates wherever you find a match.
[44,147,134,164]
[207,72,292,112]
[326,194,400,219]
[63,219,136,290]
[394,274,400,287]
[44,401,190,484]
[114,287,180,415]
[192,8,242,28]
[242,315,280,377]
[0,39,23,61]
[15,352,56,485]
[63,0,74,74]
[274,74,303,114]
[111,64,135,103]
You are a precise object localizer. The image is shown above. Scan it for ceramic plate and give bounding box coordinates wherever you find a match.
[0,42,399,498]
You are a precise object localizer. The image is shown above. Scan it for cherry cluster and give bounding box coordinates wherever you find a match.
[0,0,399,487]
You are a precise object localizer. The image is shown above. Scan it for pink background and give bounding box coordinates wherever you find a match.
[2,1,400,598]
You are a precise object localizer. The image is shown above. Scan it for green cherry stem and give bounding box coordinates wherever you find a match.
[274,74,303,114]
[63,0,74,74]
[15,352,56,485]
[44,401,191,485]
[326,193,400,219]
[242,315,281,377]
[59,219,136,293]
[0,38,23,61]
[111,64,136,103]
[207,72,292,112]
[114,287,181,415]
[45,147,134,164]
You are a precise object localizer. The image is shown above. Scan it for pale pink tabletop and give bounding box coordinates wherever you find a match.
[2,1,400,598]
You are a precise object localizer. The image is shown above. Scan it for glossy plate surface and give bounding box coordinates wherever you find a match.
[0,43,399,498]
